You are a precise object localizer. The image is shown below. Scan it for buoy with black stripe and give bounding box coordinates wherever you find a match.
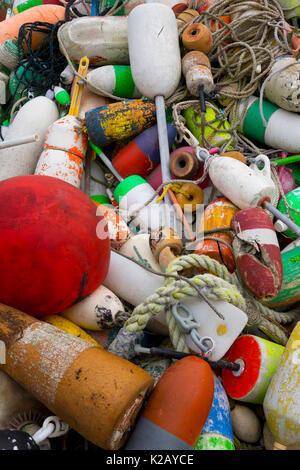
[125,355,214,450]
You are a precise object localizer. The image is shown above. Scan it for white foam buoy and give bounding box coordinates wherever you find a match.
[0,96,59,181]
[61,285,126,330]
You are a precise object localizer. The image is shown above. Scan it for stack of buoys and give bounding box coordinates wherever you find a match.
[1,0,300,453]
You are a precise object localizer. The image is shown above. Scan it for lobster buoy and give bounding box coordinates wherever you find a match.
[274,187,300,239]
[12,0,67,15]
[35,115,88,188]
[266,244,300,308]
[195,374,234,450]
[58,17,129,66]
[44,315,100,346]
[0,304,154,450]
[0,430,39,450]
[222,335,285,404]
[0,97,58,182]
[264,56,300,112]
[71,75,112,120]
[86,65,141,99]
[194,197,238,273]
[127,3,181,100]
[94,202,130,245]
[62,285,126,331]
[125,356,214,450]
[112,124,176,179]
[232,96,300,154]
[0,5,65,49]
[85,99,156,147]
[231,207,283,301]
[0,175,110,317]
[183,106,231,148]
[119,233,162,272]
[263,321,300,447]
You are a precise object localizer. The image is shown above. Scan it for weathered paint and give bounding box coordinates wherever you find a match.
[195,375,234,450]
[222,335,284,404]
[35,115,88,188]
[267,245,300,307]
[85,99,156,146]
[263,322,300,447]
[231,208,283,300]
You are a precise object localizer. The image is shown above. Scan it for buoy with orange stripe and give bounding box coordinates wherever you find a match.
[35,57,89,188]
[194,197,239,273]
[125,355,214,450]
[222,335,285,404]
[231,207,283,301]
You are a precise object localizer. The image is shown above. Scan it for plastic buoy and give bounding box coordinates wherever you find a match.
[125,356,214,449]
[0,175,110,317]
[120,233,162,272]
[182,23,213,54]
[0,97,58,181]
[44,315,100,346]
[0,430,39,450]
[0,304,154,450]
[222,335,285,404]
[231,405,261,444]
[58,17,129,66]
[275,187,300,239]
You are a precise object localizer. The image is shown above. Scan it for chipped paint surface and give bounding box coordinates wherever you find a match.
[264,322,300,446]
[10,322,92,405]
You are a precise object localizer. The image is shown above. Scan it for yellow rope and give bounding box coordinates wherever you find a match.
[156,183,191,204]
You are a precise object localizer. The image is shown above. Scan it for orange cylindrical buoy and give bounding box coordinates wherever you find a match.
[175,182,204,212]
[182,23,213,54]
[195,197,239,273]
[125,356,214,449]
[0,304,154,450]
[220,151,247,164]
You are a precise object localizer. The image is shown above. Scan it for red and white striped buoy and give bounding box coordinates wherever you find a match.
[231,207,283,301]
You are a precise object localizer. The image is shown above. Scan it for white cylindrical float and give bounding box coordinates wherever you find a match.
[264,56,300,112]
[0,97,59,181]
[263,322,300,447]
[58,17,129,66]
[119,234,162,272]
[231,95,300,154]
[103,250,164,307]
[35,115,88,188]
[127,3,182,100]
[61,285,126,331]
[86,65,142,99]
[208,154,276,209]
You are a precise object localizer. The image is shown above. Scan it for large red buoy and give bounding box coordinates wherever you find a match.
[0,175,110,317]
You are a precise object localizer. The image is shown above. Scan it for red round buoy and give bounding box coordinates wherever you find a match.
[0,175,110,317]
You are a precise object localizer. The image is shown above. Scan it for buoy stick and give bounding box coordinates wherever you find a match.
[68,56,89,117]
[155,95,173,207]
[273,154,300,166]
[0,134,39,149]
[263,200,300,237]
[89,141,124,182]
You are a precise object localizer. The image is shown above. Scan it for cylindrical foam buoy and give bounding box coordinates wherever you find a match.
[62,285,126,331]
[119,233,162,272]
[231,207,283,301]
[0,175,110,317]
[125,356,214,449]
[86,65,142,99]
[263,321,300,447]
[0,5,65,49]
[85,99,156,147]
[71,75,112,120]
[0,430,39,450]
[35,115,88,188]
[275,187,300,239]
[182,23,213,54]
[43,315,100,346]
[266,244,300,308]
[0,97,59,182]
[195,374,234,450]
[127,3,182,99]
[0,304,154,450]
[112,124,176,178]
[93,201,130,245]
[232,96,300,154]
[175,182,204,212]
[194,197,238,273]
[58,17,129,66]
[231,405,261,444]
[222,335,285,404]
[182,50,214,96]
